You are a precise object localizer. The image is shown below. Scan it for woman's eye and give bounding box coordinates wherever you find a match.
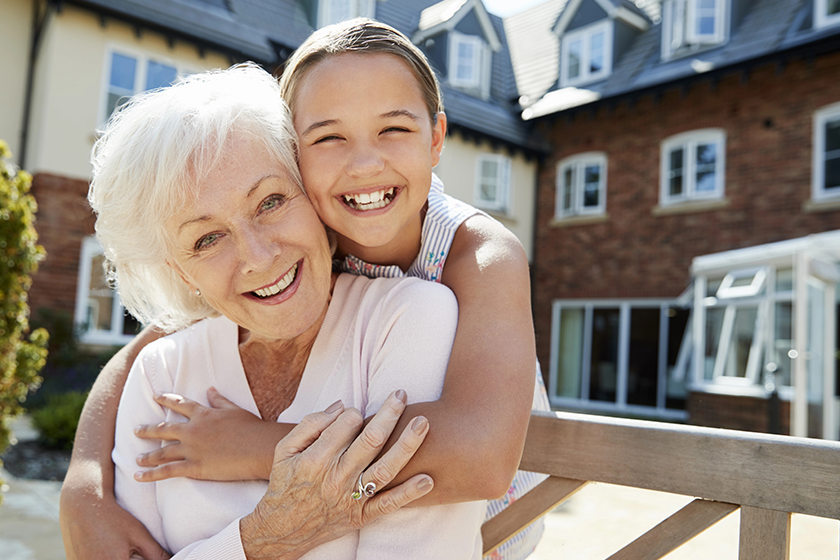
[195,232,222,251]
[259,194,286,213]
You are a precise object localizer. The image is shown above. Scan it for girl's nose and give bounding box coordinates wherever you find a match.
[346,143,385,178]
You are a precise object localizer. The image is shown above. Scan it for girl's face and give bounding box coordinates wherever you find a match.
[293,52,446,264]
[166,135,333,343]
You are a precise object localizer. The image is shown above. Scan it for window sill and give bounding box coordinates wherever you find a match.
[803,197,840,213]
[550,213,608,227]
[652,198,729,216]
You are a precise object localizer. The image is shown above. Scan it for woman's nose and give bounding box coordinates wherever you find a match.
[237,227,277,275]
[346,142,385,178]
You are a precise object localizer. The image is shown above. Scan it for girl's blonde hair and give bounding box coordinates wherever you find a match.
[89,63,301,332]
[279,18,444,124]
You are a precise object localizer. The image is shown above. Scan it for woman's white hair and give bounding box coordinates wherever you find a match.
[89,63,301,332]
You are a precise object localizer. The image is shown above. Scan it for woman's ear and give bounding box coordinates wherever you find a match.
[430,112,447,167]
[166,259,196,292]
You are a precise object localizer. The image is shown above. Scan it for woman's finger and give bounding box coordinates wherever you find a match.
[272,400,346,462]
[206,386,241,410]
[363,415,428,491]
[361,474,434,523]
[340,390,407,472]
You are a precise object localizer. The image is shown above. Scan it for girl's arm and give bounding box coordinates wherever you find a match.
[136,215,535,506]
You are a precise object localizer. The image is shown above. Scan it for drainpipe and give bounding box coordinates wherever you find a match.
[19,0,54,170]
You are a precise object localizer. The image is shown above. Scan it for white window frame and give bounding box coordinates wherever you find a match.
[317,0,375,27]
[74,236,137,346]
[560,20,613,87]
[813,102,840,202]
[448,32,489,93]
[815,0,840,29]
[101,47,191,123]
[555,152,607,219]
[474,154,511,212]
[659,129,726,206]
[661,0,728,60]
[549,299,690,420]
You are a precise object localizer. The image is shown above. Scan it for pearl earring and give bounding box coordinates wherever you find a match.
[195,289,201,296]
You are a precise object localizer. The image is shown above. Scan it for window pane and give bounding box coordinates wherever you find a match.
[695,142,717,193]
[582,164,600,207]
[627,308,660,407]
[825,118,840,152]
[828,0,840,15]
[146,61,178,91]
[666,307,690,409]
[590,31,604,74]
[721,306,758,378]
[106,92,129,119]
[563,166,574,212]
[87,254,114,332]
[668,147,684,196]
[557,308,584,398]
[122,311,142,336]
[695,0,717,36]
[704,306,724,380]
[589,308,619,402]
[772,302,793,387]
[457,41,475,82]
[775,268,793,292]
[110,53,136,90]
[824,157,840,192]
[825,118,840,191]
[568,39,581,79]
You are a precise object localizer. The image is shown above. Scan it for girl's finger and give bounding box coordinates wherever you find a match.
[206,387,241,410]
[134,421,183,442]
[153,393,201,418]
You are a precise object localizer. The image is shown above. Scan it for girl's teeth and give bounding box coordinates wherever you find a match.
[254,263,298,298]
[343,187,395,210]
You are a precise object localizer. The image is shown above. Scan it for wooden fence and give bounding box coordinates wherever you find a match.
[482,411,840,559]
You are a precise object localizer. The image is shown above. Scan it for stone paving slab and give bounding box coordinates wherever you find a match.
[0,468,64,560]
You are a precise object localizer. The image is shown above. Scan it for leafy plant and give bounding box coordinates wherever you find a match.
[0,140,48,498]
[29,391,89,450]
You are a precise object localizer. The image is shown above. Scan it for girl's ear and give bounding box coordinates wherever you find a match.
[430,112,447,167]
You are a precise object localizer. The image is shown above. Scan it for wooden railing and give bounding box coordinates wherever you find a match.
[482,411,840,559]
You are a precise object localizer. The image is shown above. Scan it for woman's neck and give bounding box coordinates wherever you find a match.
[237,295,330,422]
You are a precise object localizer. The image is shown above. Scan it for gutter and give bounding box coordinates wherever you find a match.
[19,0,54,170]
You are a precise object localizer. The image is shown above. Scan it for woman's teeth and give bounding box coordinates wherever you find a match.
[342,187,396,210]
[253,263,298,298]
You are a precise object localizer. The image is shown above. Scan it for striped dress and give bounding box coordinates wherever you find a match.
[339,174,550,560]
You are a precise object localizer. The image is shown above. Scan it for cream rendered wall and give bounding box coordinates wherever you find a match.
[434,131,537,261]
[0,0,33,161]
[26,4,230,179]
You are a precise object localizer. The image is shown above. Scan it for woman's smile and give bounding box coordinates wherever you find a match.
[247,259,302,301]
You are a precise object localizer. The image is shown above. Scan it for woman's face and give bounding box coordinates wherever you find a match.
[166,135,333,342]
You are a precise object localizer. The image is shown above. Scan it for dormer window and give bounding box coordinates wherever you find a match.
[560,20,613,87]
[448,32,490,95]
[317,0,375,28]
[815,0,840,29]
[662,0,727,60]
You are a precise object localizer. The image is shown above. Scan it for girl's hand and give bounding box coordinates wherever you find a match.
[134,388,285,482]
[241,391,433,560]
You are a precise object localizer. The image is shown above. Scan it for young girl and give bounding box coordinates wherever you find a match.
[60,19,549,560]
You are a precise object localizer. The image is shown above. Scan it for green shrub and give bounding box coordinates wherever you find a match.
[29,391,89,450]
[0,140,48,494]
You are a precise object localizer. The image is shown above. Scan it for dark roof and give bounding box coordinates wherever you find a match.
[517,0,840,120]
[68,0,541,152]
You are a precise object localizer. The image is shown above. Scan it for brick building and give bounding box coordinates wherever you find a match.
[507,0,840,436]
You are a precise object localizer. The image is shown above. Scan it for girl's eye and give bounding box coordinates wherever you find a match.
[259,194,286,213]
[195,232,222,251]
[383,126,410,134]
[313,134,342,144]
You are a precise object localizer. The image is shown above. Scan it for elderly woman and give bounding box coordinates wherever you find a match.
[88,64,485,559]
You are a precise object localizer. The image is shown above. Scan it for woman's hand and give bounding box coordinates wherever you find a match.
[240,391,433,560]
[133,388,283,482]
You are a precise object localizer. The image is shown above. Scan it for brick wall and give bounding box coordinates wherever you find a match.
[532,52,840,370]
[28,173,95,320]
